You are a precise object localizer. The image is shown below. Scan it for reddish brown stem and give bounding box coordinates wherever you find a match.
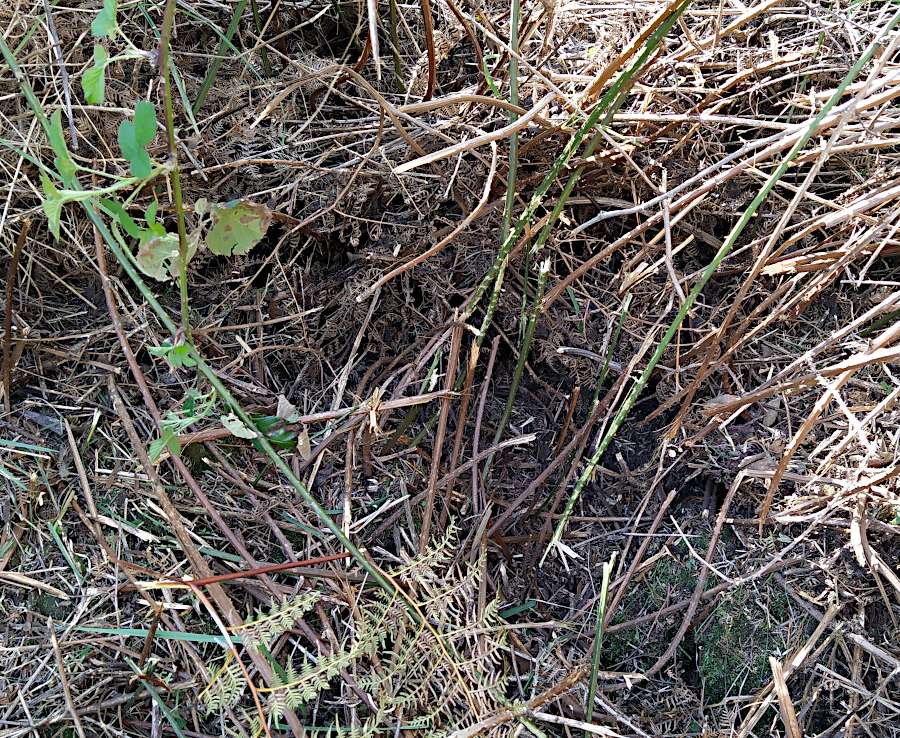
[420,0,437,100]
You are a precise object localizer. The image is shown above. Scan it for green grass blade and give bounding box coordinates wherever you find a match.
[76,625,242,646]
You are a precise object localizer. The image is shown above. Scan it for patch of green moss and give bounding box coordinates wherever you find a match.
[695,582,800,704]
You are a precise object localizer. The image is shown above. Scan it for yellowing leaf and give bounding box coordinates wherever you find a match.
[201,200,271,257]
[220,414,258,439]
[135,232,179,281]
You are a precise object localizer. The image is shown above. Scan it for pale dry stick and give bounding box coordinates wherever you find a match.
[770,657,803,738]
[570,79,900,237]
[366,0,380,81]
[420,320,462,552]
[332,286,381,412]
[49,619,87,738]
[611,111,794,130]
[705,344,900,417]
[0,570,69,599]
[357,142,497,301]
[660,170,685,305]
[394,93,555,173]
[525,711,622,736]
[41,0,77,149]
[400,93,553,126]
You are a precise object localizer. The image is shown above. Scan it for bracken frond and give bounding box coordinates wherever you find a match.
[230,590,321,649]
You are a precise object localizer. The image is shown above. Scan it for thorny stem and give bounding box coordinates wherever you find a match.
[159,0,192,343]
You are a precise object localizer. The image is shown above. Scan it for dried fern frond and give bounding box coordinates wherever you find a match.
[230,590,321,649]
[200,653,245,713]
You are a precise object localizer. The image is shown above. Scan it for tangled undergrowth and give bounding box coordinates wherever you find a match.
[1,0,899,736]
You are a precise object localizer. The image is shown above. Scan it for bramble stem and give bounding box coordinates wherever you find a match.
[159,0,192,343]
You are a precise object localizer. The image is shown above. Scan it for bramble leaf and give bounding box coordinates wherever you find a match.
[91,0,117,38]
[40,172,64,239]
[148,341,196,369]
[118,101,157,177]
[197,199,271,257]
[82,44,108,104]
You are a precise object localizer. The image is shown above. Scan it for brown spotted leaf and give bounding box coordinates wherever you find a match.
[199,199,272,257]
[136,232,179,281]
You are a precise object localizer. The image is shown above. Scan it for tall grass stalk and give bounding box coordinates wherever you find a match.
[585,553,615,729]
[192,0,247,113]
[542,3,900,562]
[464,0,691,344]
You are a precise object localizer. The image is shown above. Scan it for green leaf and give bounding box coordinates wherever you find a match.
[148,341,196,369]
[149,426,180,462]
[250,415,300,450]
[48,110,76,180]
[200,199,272,257]
[91,0,117,38]
[40,171,63,239]
[118,101,157,177]
[81,44,108,104]
[145,200,159,227]
[133,100,156,141]
[135,232,179,280]
[220,413,258,439]
[100,197,142,239]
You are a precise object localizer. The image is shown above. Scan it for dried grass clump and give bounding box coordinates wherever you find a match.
[1,0,898,736]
